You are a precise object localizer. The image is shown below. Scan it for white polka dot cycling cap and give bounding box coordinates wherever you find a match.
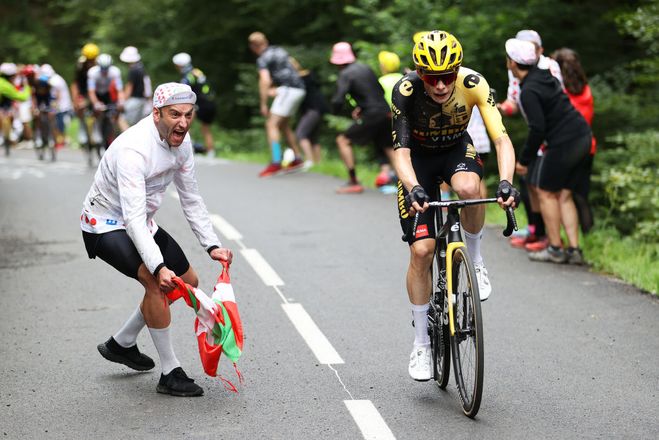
[153,82,197,108]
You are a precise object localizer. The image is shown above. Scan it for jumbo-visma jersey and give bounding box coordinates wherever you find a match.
[392,67,506,154]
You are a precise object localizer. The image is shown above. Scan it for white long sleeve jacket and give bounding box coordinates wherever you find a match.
[80,115,221,274]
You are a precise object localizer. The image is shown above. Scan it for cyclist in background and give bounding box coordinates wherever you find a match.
[87,53,125,147]
[172,52,216,157]
[71,43,99,147]
[392,31,518,380]
[32,68,57,152]
[39,64,73,149]
[0,63,32,155]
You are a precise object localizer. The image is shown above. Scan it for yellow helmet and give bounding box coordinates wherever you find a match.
[412,30,463,73]
[378,51,400,74]
[81,43,100,60]
[412,31,430,44]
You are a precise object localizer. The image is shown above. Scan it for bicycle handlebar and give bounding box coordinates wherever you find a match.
[406,198,518,241]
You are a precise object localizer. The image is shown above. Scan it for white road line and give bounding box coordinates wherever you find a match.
[344,400,396,440]
[282,303,344,365]
[210,214,243,241]
[241,248,284,286]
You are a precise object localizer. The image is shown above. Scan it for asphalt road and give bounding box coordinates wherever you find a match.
[1,148,657,439]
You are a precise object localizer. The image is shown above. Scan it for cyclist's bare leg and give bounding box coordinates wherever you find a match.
[537,188,563,247]
[559,189,580,248]
[407,238,435,305]
[282,119,303,158]
[451,171,484,234]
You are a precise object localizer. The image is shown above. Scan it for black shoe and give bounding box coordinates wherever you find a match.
[97,337,155,371]
[156,367,204,397]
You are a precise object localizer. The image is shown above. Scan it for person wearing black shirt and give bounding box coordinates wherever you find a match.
[507,38,591,264]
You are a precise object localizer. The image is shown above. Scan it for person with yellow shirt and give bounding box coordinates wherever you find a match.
[392,31,519,381]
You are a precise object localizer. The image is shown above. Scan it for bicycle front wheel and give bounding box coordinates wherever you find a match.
[449,245,484,418]
[430,255,450,389]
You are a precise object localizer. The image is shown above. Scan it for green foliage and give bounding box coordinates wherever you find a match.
[592,131,659,243]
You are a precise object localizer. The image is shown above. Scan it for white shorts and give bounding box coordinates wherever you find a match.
[17,100,33,123]
[270,86,305,118]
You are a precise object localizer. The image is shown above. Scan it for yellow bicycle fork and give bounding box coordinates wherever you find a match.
[445,241,464,337]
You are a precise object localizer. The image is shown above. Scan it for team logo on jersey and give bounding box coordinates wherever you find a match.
[463,74,481,89]
[455,162,468,172]
[415,224,429,238]
[429,111,453,128]
[466,144,477,159]
[397,181,409,219]
[399,80,413,97]
[106,219,118,225]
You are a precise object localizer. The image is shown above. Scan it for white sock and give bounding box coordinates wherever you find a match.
[148,326,180,375]
[464,228,484,266]
[411,303,430,347]
[113,306,146,348]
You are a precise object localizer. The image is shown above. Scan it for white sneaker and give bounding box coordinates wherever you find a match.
[474,263,491,301]
[408,345,432,381]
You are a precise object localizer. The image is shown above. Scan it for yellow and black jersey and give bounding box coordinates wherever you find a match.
[392,67,506,154]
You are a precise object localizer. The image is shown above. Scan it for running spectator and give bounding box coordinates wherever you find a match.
[120,46,152,127]
[375,50,404,191]
[172,52,216,157]
[81,82,233,397]
[499,30,564,252]
[0,63,32,155]
[248,32,306,176]
[71,43,99,147]
[87,53,125,146]
[552,47,596,233]
[39,64,73,148]
[506,39,590,264]
[291,58,328,167]
[329,42,392,194]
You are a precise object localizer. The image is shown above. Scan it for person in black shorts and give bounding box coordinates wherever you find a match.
[507,39,591,264]
[393,31,519,381]
[329,42,393,194]
[81,82,233,397]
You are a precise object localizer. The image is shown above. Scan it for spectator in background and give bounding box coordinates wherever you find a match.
[172,52,217,157]
[248,32,306,176]
[120,46,152,127]
[552,47,596,233]
[329,42,392,194]
[290,58,328,167]
[375,50,404,192]
[507,38,590,265]
[39,64,73,149]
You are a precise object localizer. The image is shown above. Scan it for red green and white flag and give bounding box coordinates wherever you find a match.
[167,261,244,391]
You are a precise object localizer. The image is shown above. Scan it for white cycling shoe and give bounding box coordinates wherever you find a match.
[408,345,432,381]
[474,262,491,301]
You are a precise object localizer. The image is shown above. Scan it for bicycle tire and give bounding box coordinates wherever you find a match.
[430,254,451,389]
[449,245,484,418]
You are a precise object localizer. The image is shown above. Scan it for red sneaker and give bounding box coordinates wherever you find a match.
[336,181,364,194]
[525,236,549,252]
[258,162,282,177]
[283,158,304,173]
[510,234,537,248]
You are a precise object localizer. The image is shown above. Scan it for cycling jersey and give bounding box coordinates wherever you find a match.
[87,65,123,103]
[378,72,403,108]
[80,116,221,275]
[0,76,31,103]
[392,68,505,154]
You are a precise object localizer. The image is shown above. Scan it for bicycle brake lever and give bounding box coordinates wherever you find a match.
[502,206,518,237]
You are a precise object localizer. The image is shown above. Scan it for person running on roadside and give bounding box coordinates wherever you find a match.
[507,39,591,265]
[172,52,217,157]
[81,82,233,397]
[120,46,152,127]
[248,32,306,177]
[393,31,519,381]
[330,42,393,194]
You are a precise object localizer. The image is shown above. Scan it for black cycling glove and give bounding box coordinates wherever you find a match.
[405,185,430,209]
[496,180,521,206]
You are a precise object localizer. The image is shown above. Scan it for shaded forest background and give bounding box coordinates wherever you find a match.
[2,0,658,268]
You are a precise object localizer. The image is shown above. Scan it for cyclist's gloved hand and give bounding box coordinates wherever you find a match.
[405,185,430,211]
[496,180,520,207]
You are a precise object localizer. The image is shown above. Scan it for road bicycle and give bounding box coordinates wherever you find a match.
[408,190,517,418]
[35,103,56,161]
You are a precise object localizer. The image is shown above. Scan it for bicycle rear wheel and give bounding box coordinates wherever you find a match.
[430,255,450,389]
[449,245,484,418]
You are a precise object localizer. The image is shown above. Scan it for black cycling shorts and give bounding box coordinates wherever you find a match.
[344,111,392,152]
[195,99,216,124]
[397,134,483,245]
[82,227,190,279]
